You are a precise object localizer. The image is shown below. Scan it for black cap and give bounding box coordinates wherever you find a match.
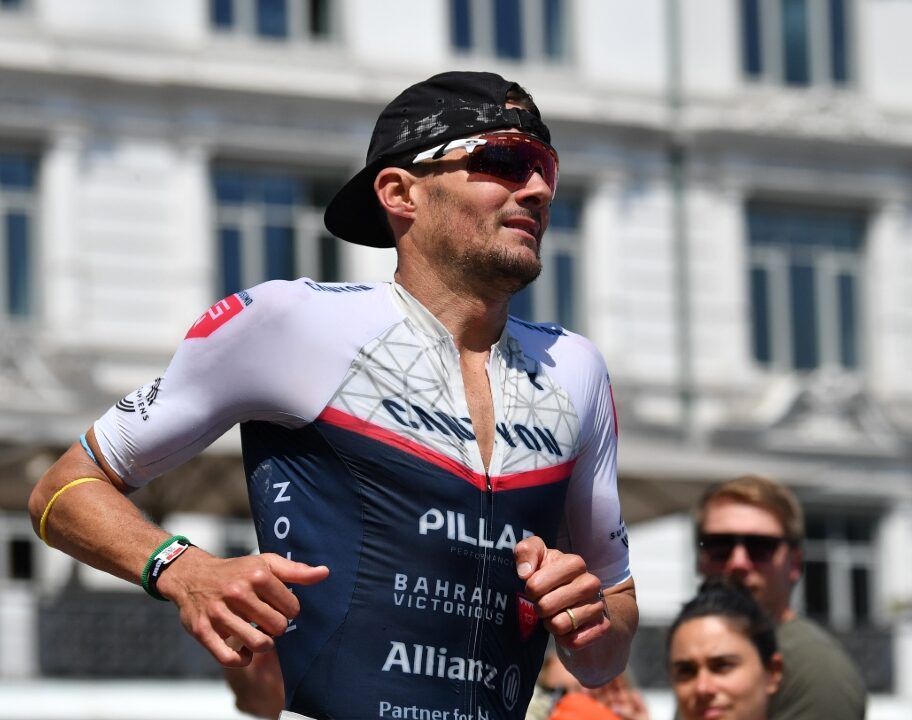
[324,71,551,248]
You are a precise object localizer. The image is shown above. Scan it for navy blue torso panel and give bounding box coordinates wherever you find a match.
[244,420,568,719]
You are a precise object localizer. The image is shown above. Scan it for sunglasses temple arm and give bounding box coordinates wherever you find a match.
[412,143,446,164]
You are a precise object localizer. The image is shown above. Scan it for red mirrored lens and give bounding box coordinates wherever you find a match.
[465,135,558,192]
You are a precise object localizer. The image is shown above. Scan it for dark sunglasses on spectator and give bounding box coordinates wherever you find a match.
[412,132,559,195]
[697,533,790,564]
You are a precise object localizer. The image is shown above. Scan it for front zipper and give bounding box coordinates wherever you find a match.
[459,343,503,717]
[464,468,496,717]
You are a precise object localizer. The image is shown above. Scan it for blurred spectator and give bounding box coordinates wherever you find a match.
[527,641,649,720]
[668,577,782,720]
[584,671,650,720]
[695,475,866,719]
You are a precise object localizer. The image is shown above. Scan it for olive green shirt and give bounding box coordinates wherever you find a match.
[770,617,866,720]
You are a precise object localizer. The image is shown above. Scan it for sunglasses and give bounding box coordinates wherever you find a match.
[412,133,559,194]
[697,533,790,564]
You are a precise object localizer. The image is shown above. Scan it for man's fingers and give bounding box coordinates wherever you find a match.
[262,553,330,586]
[225,634,246,652]
[514,540,610,648]
[553,598,609,634]
[249,555,329,622]
[514,536,547,579]
[224,635,254,666]
[173,554,332,668]
[524,553,589,603]
[213,609,275,653]
[224,589,293,638]
[192,617,252,668]
[221,562,305,635]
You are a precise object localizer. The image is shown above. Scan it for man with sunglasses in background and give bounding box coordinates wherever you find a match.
[29,71,637,720]
[695,475,866,719]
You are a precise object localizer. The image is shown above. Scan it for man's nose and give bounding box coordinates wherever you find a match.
[725,542,754,572]
[516,169,553,208]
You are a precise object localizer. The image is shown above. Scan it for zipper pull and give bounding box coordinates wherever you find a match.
[485,472,492,492]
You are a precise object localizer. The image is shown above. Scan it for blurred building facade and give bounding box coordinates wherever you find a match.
[0,0,911,716]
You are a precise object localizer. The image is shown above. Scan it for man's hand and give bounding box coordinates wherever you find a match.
[515,536,608,650]
[157,549,329,667]
[224,647,285,719]
[516,535,638,687]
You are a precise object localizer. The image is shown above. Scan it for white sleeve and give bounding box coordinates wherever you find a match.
[94,284,313,488]
[555,341,630,588]
[95,280,398,488]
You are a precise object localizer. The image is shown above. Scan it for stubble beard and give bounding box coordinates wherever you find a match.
[425,186,543,298]
[450,237,542,298]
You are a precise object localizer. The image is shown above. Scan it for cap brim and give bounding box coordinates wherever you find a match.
[323,161,395,248]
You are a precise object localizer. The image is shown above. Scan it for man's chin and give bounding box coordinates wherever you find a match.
[497,262,541,295]
[745,586,774,612]
[469,249,541,293]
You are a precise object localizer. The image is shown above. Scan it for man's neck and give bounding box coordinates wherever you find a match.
[395,268,511,354]
[778,607,797,624]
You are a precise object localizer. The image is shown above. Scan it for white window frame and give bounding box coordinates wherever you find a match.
[797,511,880,629]
[0,513,36,584]
[0,154,38,322]
[742,0,856,87]
[209,0,336,44]
[532,226,583,331]
[510,190,584,332]
[454,0,570,64]
[747,205,865,372]
[0,0,32,14]
[211,165,342,296]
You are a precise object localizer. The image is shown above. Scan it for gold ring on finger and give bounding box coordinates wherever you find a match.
[564,607,578,631]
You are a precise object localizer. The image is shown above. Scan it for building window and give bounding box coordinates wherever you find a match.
[747,201,865,371]
[0,151,37,320]
[210,0,333,41]
[450,0,567,62]
[740,0,852,86]
[800,510,878,628]
[0,0,29,12]
[509,192,582,331]
[212,165,344,298]
[8,537,33,580]
[0,514,36,582]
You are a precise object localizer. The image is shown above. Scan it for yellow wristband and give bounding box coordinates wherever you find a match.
[39,477,103,546]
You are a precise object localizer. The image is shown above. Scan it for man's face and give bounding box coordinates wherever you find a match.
[409,130,554,298]
[697,499,802,622]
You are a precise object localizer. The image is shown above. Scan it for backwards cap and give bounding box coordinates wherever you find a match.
[324,71,551,248]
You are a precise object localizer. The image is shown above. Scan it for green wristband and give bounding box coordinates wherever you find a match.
[140,535,192,601]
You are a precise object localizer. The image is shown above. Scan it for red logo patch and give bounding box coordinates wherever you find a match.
[516,594,539,640]
[185,295,245,339]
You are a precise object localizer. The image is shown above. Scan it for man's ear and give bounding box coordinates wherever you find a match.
[375,168,419,223]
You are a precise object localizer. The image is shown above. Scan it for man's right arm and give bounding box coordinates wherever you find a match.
[28,429,329,667]
[28,432,169,586]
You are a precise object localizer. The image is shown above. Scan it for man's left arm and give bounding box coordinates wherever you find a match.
[525,342,636,684]
[516,537,638,687]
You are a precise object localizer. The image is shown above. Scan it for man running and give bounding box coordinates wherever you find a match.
[29,71,637,720]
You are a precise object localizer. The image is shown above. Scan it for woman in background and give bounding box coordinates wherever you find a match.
[668,578,783,720]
